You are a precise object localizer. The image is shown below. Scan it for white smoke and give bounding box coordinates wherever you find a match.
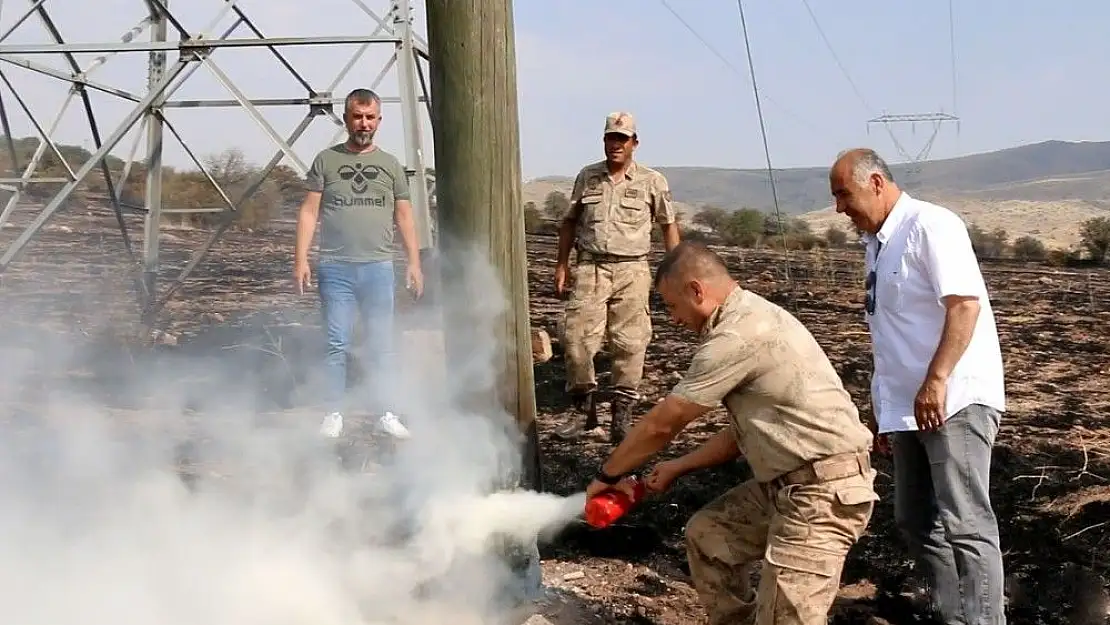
[0,242,583,625]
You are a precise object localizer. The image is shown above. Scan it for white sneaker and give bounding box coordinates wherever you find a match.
[319,412,343,438]
[377,411,411,439]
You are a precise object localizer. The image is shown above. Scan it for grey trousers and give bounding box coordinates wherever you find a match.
[891,403,1006,625]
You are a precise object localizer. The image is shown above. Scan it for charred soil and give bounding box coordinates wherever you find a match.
[1,210,1108,624]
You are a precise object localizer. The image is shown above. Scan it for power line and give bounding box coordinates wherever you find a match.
[734,0,794,297]
[657,0,797,296]
[657,0,821,135]
[948,0,958,115]
[798,0,911,159]
[798,0,873,112]
[799,0,960,172]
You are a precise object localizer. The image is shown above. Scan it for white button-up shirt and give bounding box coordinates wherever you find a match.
[863,192,1006,434]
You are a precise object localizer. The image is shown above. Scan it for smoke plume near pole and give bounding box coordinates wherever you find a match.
[0,245,582,625]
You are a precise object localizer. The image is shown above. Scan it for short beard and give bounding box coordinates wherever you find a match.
[349,130,374,147]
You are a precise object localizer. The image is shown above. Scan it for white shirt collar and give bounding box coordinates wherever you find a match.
[863,191,912,248]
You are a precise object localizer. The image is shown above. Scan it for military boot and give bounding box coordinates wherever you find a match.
[609,393,638,444]
[553,392,598,440]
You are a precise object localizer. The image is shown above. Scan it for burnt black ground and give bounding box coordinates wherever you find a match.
[1,210,1108,624]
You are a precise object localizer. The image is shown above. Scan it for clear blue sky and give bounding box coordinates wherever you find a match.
[1,0,1106,183]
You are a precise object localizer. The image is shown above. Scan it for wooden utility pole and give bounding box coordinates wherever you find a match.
[424,0,541,494]
[425,0,543,603]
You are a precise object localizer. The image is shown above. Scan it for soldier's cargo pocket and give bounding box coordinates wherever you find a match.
[834,485,878,506]
[760,541,843,624]
[764,541,841,578]
[568,263,599,303]
[563,264,607,345]
[832,483,879,540]
[770,484,816,542]
[579,194,603,222]
[616,196,650,225]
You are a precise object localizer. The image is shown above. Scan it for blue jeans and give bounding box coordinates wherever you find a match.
[317,260,395,414]
[892,403,1005,625]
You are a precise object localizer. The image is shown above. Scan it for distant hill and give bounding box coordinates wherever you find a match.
[524,140,1110,250]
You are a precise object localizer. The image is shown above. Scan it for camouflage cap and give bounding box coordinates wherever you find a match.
[603,111,637,137]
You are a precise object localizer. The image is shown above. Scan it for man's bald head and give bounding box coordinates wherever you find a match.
[829,147,900,234]
[654,242,737,333]
[654,241,731,289]
[832,148,895,186]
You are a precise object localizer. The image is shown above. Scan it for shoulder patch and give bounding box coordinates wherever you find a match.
[662,190,673,202]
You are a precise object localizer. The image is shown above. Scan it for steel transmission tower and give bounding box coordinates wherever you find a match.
[0,0,435,325]
[866,0,961,179]
[867,112,960,177]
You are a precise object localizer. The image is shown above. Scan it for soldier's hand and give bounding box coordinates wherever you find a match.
[645,460,684,494]
[554,262,569,299]
[585,478,610,500]
[865,419,890,455]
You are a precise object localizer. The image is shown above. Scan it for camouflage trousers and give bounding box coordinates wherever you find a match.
[561,259,652,397]
[685,451,878,625]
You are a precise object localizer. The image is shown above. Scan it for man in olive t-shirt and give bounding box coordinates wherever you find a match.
[294,88,423,439]
[309,145,411,264]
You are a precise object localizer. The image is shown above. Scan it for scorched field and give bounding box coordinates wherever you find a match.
[1,207,1108,625]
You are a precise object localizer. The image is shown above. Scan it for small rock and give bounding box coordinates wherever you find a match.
[532,328,553,363]
[562,571,585,581]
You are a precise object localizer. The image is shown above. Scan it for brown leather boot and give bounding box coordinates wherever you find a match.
[553,392,598,440]
[609,393,638,444]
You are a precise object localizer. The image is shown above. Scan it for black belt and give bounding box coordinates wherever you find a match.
[577,251,647,263]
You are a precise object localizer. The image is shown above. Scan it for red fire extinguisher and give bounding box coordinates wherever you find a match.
[584,477,646,529]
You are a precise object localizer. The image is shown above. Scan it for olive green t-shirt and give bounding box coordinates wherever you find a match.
[304,143,411,263]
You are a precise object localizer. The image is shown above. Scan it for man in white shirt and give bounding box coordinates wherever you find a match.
[829,148,1007,625]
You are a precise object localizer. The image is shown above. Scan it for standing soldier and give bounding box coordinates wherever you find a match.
[553,112,681,443]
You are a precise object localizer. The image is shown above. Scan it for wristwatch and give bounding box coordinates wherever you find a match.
[595,468,624,485]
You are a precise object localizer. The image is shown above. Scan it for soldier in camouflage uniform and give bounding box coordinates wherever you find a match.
[553,111,681,444]
[585,242,879,625]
